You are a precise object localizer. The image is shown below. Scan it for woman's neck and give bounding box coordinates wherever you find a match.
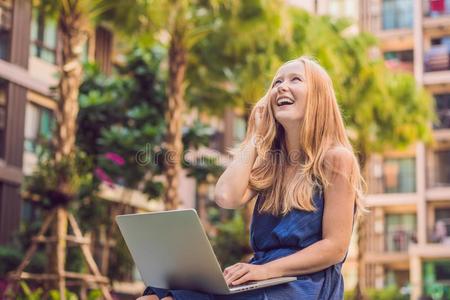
[284,125,302,165]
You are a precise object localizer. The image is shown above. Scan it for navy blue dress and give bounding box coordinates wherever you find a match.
[143,188,350,299]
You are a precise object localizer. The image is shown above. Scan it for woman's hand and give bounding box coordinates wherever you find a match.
[253,97,267,138]
[223,263,272,286]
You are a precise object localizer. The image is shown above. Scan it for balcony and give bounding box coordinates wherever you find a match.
[385,213,417,253]
[385,229,417,252]
[424,45,450,72]
[423,0,450,18]
[367,157,416,195]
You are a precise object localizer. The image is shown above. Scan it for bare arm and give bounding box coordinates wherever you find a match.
[214,138,258,209]
[223,148,357,286]
[264,148,356,276]
[215,98,267,209]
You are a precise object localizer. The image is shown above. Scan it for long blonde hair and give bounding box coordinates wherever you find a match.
[231,56,366,216]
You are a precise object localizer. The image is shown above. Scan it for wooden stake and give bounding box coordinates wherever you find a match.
[7,207,113,300]
[11,210,55,277]
[68,212,113,300]
[56,206,68,300]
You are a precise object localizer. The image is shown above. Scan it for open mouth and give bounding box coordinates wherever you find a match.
[277,97,295,107]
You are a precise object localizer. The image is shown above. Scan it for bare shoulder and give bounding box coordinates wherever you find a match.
[323,146,357,172]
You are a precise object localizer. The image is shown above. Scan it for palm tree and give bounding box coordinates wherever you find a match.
[9,1,124,299]
[102,0,237,210]
[164,1,189,209]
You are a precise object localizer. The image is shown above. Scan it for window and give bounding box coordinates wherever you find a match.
[81,39,89,63]
[435,261,450,281]
[384,50,414,63]
[384,268,410,290]
[24,103,54,153]
[385,213,417,252]
[327,0,357,19]
[232,116,246,146]
[423,260,450,300]
[0,81,7,159]
[384,50,413,61]
[30,8,57,64]
[384,50,414,72]
[0,1,12,60]
[431,36,450,47]
[432,207,450,243]
[434,150,450,186]
[383,157,416,193]
[382,0,413,30]
[434,94,450,129]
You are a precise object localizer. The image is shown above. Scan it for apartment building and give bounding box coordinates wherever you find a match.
[0,0,116,243]
[286,1,450,298]
[359,0,450,299]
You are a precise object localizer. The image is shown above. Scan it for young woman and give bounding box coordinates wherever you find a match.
[138,56,366,300]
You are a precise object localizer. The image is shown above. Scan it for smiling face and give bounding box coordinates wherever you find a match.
[269,60,307,127]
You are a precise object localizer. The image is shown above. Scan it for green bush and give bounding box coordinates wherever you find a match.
[17,281,43,300]
[210,210,252,268]
[366,286,408,300]
[344,289,355,300]
[0,245,46,277]
[344,286,409,300]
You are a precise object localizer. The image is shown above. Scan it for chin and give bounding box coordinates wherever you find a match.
[274,111,302,124]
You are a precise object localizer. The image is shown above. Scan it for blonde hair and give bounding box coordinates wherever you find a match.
[231,56,366,216]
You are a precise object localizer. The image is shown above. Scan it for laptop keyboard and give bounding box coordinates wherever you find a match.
[228,280,259,288]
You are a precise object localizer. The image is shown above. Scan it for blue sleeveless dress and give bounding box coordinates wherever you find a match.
[143,188,349,299]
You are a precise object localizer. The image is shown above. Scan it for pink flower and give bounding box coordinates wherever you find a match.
[94,167,115,188]
[104,152,125,166]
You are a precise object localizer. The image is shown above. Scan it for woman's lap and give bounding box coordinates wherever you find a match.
[142,282,300,300]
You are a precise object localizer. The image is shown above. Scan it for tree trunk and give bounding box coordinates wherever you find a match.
[55,7,86,162]
[51,4,87,295]
[197,182,208,224]
[164,9,187,210]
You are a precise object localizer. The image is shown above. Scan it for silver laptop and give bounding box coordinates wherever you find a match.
[116,209,297,295]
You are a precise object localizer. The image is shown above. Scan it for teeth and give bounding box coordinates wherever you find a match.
[277,97,294,106]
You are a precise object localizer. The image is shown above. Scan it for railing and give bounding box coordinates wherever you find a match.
[424,45,450,72]
[385,229,417,252]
